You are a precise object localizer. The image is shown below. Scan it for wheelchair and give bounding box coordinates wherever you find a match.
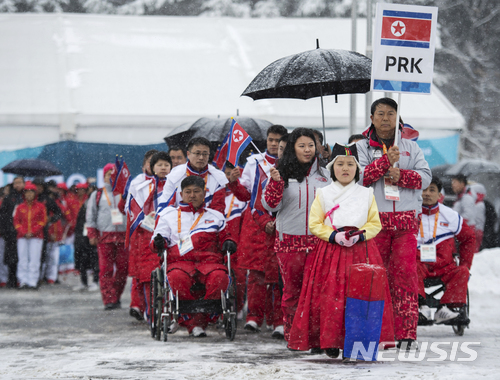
[418,276,470,336]
[149,250,237,342]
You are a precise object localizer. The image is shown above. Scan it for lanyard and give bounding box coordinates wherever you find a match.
[420,211,439,241]
[382,143,388,155]
[177,208,204,234]
[103,187,113,207]
[226,195,235,218]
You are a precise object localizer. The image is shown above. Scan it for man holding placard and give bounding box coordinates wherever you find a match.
[359,2,437,350]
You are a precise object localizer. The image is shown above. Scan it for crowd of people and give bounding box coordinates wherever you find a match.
[0,97,486,361]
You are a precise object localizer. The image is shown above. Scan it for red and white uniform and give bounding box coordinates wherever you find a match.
[151,203,232,333]
[124,173,152,314]
[417,203,475,307]
[128,175,166,318]
[156,162,227,214]
[228,152,283,328]
[14,200,47,287]
[223,187,248,313]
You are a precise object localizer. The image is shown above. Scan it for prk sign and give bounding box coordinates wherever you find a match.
[371,3,438,94]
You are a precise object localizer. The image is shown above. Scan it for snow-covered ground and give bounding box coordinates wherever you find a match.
[1,248,499,379]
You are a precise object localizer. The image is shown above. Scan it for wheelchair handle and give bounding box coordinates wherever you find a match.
[226,251,231,273]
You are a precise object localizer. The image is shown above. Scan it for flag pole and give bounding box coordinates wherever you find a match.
[250,141,271,167]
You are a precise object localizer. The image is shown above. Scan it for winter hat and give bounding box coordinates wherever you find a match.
[57,183,68,191]
[32,177,45,186]
[325,143,361,172]
[103,163,115,174]
[75,182,88,189]
[24,181,37,191]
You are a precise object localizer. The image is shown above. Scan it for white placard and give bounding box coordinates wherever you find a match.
[371,3,438,94]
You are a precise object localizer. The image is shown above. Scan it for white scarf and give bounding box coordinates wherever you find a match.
[318,180,373,229]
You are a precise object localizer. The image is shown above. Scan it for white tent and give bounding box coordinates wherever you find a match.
[0,13,464,149]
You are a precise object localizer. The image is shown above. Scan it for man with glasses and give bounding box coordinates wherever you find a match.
[157,137,227,214]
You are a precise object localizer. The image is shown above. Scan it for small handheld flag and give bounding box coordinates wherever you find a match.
[110,156,131,196]
[226,119,252,167]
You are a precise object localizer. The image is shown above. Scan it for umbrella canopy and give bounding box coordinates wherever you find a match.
[164,117,272,149]
[445,159,500,176]
[242,48,371,101]
[241,45,372,138]
[2,158,62,177]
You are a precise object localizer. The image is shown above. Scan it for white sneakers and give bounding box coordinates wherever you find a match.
[73,282,99,292]
[419,305,432,321]
[191,326,207,337]
[434,305,460,324]
[271,325,284,339]
[87,282,99,292]
[244,320,260,332]
[168,321,180,334]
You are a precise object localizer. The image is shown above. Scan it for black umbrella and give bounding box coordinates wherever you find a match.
[2,159,62,177]
[164,116,273,150]
[445,159,500,176]
[241,40,372,138]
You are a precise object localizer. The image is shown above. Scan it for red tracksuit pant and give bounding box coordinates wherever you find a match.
[375,228,418,341]
[98,241,128,306]
[418,263,469,307]
[276,249,309,342]
[130,277,147,314]
[167,268,229,333]
[246,269,283,328]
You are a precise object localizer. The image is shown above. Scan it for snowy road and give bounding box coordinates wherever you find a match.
[1,249,499,380]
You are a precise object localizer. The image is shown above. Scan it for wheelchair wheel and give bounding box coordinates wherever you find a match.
[452,289,470,336]
[223,270,237,341]
[225,313,237,341]
[154,269,163,341]
[150,271,157,339]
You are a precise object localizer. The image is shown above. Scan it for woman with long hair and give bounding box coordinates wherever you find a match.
[262,128,331,343]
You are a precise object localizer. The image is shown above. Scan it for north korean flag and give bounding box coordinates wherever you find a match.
[226,119,252,167]
[125,195,144,248]
[381,10,432,49]
[110,156,131,196]
[249,158,268,210]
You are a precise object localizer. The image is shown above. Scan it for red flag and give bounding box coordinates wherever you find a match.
[110,156,131,196]
[226,119,252,167]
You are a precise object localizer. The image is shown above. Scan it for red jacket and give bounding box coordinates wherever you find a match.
[150,203,232,276]
[13,200,47,239]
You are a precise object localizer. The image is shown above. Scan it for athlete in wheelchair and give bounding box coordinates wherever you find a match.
[417,177,475,335]
[150,176,238,340]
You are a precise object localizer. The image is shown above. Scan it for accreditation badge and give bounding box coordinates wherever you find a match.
[141,212,156,232]
[178,234,194,256]
[384,177,400,201]
[111,208,124,225]
[420,244,437,262]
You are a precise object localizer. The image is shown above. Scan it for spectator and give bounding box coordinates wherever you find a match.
[13,182,47,289]
[73,186,99,292]
[348,134,366,144]
[86,163,128,310]
[0,176,25,288]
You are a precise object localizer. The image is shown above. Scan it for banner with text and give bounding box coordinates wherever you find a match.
[371,3,438,94]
